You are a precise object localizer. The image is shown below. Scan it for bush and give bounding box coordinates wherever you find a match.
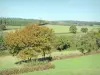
[53,53,82,60]
[0,36,6,51]
[81,27,88,33]
[0,25,6,30]
[55,36,70,51]
[15,56,52,65]
[0,63,55,75]
[23,60,49,67]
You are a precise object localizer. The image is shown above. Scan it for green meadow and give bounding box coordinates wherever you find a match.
[21,54,100,75]
[0,24,100,75]
[3,25,100,35]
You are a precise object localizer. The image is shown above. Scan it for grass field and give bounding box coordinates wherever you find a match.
[2,25,100,34]
[20,54,100,75]
[46,25,100,33]
[0,51,80,70]
[0,25,100,75]
[3,26,24,33]
[0,56,21,70]
[0,53,100,75]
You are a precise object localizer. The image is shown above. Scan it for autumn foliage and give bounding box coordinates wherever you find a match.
[4,24,55,59]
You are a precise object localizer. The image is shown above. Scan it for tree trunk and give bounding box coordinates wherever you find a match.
[43,50,45,60]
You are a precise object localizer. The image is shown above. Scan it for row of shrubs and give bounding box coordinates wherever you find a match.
[53,53,82,60]
[23,60,49,67]
[15,56,52,65]
[0,63,55,75]
[53,50,100,60]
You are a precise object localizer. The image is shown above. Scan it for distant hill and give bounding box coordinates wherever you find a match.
[0,17,100,26]
[48,20,100,26]
[0,17,48,26]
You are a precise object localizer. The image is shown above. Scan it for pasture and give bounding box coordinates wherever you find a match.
[0,24,100,75]
[0,51,100,75]
[46,25,100,33]
[0,50,80,70]
[2,25,100,34]
[0,56,21,70]
[20,54,100,75]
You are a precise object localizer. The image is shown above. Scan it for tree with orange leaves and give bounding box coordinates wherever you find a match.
[4,24,55,60]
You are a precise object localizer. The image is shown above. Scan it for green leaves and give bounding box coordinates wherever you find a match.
[69,25,77,34]
[77,31,99,54]
[81,27,88,33]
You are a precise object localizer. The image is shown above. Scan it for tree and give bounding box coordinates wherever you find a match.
[0,25,6,30]
[55,36,70,51]
[17,47,38,60]
[69,25,77,34]
[95,31,100,48]
[81,27,88,33]
[4,24,55,60]
[77,31,98,54]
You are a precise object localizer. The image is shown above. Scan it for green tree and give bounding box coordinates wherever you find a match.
[69,25,77,34]
[81,27,88,33]
[17,47,38,60]
[0,25,6,30]
[77,31,98,54]
[55,36,70,51]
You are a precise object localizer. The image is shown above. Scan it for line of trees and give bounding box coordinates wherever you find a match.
[69,25,88,34]
[0,17,48,26]
[1,17,100,27]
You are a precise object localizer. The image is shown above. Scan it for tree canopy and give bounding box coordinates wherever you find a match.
[69,25,77,33]
[81,27,88,33]
[4,24,55,60]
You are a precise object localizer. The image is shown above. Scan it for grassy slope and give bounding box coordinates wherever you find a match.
[21,54,100,75]
[0,51,80,70]
[0,56,21,70]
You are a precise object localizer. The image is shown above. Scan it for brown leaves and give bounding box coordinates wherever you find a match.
[4,24,55,59]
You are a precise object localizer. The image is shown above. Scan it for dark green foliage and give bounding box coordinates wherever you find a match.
[0,36,7,56]
[96,38,100,48]
[0,17,48,26]
[55,36,70,51]
[0,43,6,50]
[0,36,6,50]
[56,43,68,51]
[0,36,3,44]
[81,27,88,33]
[1,17,100,26]
[69,25,77,33]
[0,18,7,30]
[0,25,6,30]
[15,56,52,65]
[95,31,100,48]
[49,20,100,26]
